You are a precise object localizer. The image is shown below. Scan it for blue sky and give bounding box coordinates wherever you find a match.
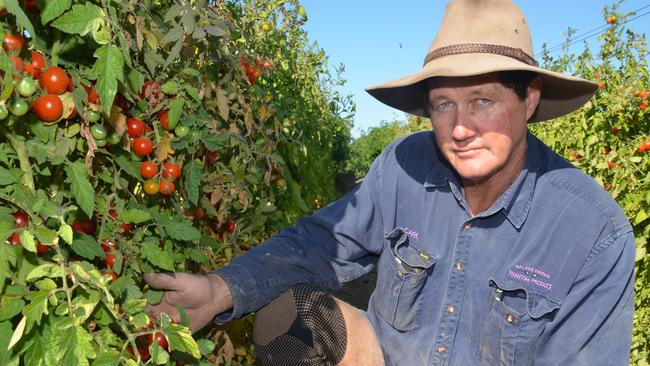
[300,0,650,137]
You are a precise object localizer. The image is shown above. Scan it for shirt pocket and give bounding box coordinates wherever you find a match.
[372,227,436,332]
[476,278,561,366]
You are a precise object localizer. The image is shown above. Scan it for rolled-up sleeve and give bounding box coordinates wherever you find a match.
[534,229,636,365]
[212,152,387,323]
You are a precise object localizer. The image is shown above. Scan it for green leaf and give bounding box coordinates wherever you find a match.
[41,0,72,25]
[161,80,179,95]
[65,161,95,218]
[71,289,100,322]
[163,220,200,241]
[182,68,200,77]
[163,323,200,358]
[635,209,648,225]
[23,288,51,331]
[91,351,120,366]
[0,167,18,185]
[197,339,215,356]
[8,315,26,350]
[59,224,73,245]
[118,209,151,224]
[122,299,147,315]
[166,97,184,131]
[34,226,58,245]
[44,318,96,365]
[51,3,103,35]
[163,4,182,23]
[71,233,105,260]
[160,25,184,46]
[0,321,14,365]
[20,230,36,253]
[184,84,201,103]
[26,263,62,282]
[141,241,175,271]
[92,44,125,111]
[0,296,25,321]
[184,159,203,205]
[5,0,36,43]
[115,154,139,178]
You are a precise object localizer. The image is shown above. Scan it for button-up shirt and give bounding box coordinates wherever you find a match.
[214,131,635,365]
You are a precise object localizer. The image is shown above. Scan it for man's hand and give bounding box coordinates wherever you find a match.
[143,272,233,333]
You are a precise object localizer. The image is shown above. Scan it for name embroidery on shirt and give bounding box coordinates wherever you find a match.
[403,227,419,241]
[507,264,553,290]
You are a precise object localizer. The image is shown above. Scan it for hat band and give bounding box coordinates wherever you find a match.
[423,43,539,67]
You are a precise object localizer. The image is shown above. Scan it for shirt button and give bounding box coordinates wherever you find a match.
[454,262,464,271]
[446,305,455,313]
[437,345,446,353]
[464,222,472,230]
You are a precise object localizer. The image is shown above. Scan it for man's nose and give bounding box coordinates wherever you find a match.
[450,109,477,141]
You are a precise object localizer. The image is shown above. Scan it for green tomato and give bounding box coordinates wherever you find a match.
[107,131,122,145]
[9,99,29,117]
[174,124,190,137]
[90,124,108,140]
[189,130,201,140]
[87,110,101,123]
[0,104,8,120]
[95,139,107,148]
[16,77,37,97]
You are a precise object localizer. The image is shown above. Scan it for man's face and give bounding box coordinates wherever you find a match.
[428,73,541,186]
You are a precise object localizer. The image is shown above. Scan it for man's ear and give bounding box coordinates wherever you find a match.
[526,76,543,121]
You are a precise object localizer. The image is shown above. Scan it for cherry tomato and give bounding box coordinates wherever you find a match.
[39,66,69,94]
[23,64,39,78]
[7,232,21,245]
[90,124,107,140]
[12,211,29,227]
[193,208,204,221]
[87,110,101,122]
[15,77,37,97]
[133,137,153,156]
[36,242,49,254]
[103,271,119,281]
[101,239,119,253]
[95,139,107,148]
[127,117,146,138]
[174,124,189,137]
[72,219,96,236]
[140,161,158,179]
[30,50,45,69]
[157,109,170,130]
[204,150,219,166]
[0,104,8,120]
[33,94,63,122]
[161,162,181,181]
[159,180,174,195]
[106,132,122,145]
[105,253,115,269]
[153,332,168,350]
[224,220,236,234]
[9,99,29,116]
[143,180,159,195]
[3,33,24,53]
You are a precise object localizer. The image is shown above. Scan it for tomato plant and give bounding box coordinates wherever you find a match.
[0,0,353,364]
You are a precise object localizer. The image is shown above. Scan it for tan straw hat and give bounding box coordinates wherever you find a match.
[365,0,598,122]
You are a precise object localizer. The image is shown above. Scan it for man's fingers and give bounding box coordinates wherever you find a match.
[144,303,181,323]
[144,272,182,291]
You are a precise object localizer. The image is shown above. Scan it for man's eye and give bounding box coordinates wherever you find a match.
[436,101,453,111]
[476,98,491,105]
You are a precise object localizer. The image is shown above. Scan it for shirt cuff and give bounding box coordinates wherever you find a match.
[210,263,259,324]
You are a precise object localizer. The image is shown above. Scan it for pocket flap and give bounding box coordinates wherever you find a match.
[490,277,561,319]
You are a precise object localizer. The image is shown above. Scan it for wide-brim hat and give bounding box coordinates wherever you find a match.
[365,0,598,122]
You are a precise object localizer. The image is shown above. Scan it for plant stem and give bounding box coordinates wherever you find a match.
[3,129,35,195]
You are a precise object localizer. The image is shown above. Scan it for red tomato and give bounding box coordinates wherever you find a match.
[106,253,115,269]
[83,83,99,104]
[72,219,96,236]
[193,208,204,221]
[161,162,181,181]
[153,332,169,350]
[103,270,119,281]
[7,232,21,245]
[159,180,174,195]
[33,94,64,122]
[157,109,170,130]
[140,161,159,179]
[127,117,146,138]
[101,239,119,253]
[133,137,153,156]
[3,33,24,53]
[39,67,69,94]
[12,211,29,227]
[30,51,45,69]
[224,220,236,234]
[36,242,49,254]
[204,150,219,166]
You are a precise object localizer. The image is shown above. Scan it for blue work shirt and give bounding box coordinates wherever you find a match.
[214,131,635,366]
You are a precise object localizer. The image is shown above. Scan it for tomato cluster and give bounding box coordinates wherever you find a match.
[636,140,650,153]
[128,321,169,361]
[140,161,181,196]
[6,211,48,253]
[239,56,272,84]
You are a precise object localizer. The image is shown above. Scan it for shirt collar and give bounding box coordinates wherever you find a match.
[422,132,540,229]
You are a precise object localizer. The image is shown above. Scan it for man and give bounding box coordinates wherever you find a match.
[145,0,636,365]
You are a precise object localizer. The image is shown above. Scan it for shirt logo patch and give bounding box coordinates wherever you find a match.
[403,227,420,241]
[507,264,553,290]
